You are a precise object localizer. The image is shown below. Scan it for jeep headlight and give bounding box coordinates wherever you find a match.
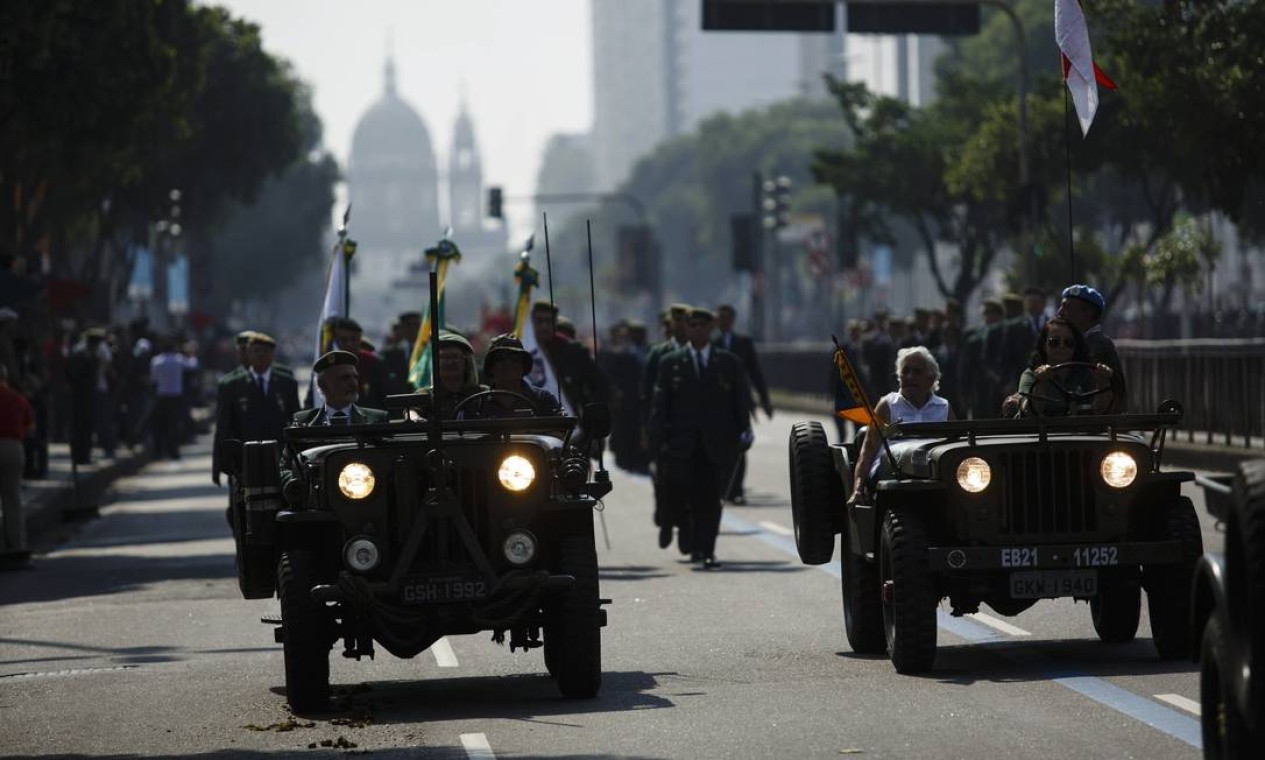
[1100,451,1137,488]
[337,462,376,499]
[498,455,536,492]
[956,457,991,493]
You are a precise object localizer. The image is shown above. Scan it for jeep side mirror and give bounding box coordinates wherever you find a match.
[217,439,243,476]
[581,402,612,439]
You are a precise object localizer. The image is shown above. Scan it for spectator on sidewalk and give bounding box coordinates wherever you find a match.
[0,363,35,566]
[150,336,195,460]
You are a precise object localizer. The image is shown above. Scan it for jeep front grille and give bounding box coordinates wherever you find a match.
[997,449,1098,536]
[407,466,491,570]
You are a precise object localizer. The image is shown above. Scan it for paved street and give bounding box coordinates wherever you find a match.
[0,413,1216,759]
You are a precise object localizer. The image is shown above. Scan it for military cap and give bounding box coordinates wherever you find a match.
[398,311,422,323]
[668,303,692,318]
[484,333,532,375]
[234,330,258,346]
[982,298,1004,313]
[531,299,559,315]
[248,332,276,347]
[626,319,647,331]
[436,330,474,353]
[313,350,358,373]
[1061,283,1106,314]
[688,307,716,322]
[1002,292,1024,307]
[556,316,577,337]
[360,338,376,353]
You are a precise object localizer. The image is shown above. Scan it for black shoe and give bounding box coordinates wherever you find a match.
[702,557,721,570]
[690,552,703,563]
[658,525,673,549]
[730,495,746,505]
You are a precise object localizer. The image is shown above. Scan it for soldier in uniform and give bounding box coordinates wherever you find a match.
[640,304,690,539]
[529,301,608,411]
[328,317,390,409]
[1057,283,1127,412]
[648,308,752,569]
[712,304,767,504]
[281,350,389,503]
[382,311,422,395]
[212,332,301,485]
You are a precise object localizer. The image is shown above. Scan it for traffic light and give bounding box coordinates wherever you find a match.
[762,176,792,230]
[487,186,503,219]
[731,214,755,272]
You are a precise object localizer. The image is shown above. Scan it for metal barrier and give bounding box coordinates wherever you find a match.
[759,338,1265,451]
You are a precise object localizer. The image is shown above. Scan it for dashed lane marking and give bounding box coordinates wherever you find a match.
[968,612,1033,637]
[1154,693,1201,716]
[722,512,1202,751]
[461,732,495,759]
[432,637,458,668]
[758,520,793,536]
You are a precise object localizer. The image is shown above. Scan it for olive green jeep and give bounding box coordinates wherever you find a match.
[220,395,613,711]
[789,403,1201,674]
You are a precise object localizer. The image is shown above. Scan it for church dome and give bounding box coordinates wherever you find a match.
[350,58,437,176]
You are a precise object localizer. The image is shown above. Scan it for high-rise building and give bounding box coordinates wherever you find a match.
[448,101,507,257]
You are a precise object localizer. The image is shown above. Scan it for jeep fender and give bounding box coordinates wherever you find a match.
[848,482,945,558]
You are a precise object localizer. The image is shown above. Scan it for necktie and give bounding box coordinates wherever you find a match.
[695,349,706,376]
[328,410,348,426]
[256,374,266,396]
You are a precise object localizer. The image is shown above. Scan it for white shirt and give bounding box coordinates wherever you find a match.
[882,391,950,424]
[150,352,192,397]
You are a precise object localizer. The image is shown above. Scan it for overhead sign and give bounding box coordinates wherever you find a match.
[702,1,836,32]
[847,2,980,35]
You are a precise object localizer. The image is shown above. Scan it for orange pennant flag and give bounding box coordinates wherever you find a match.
[832,342,878,427]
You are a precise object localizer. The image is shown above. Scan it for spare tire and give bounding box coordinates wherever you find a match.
[789,421,841,565]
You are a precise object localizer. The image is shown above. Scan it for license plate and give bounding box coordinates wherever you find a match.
[1009,569,1098,599]
[401,575,488,605]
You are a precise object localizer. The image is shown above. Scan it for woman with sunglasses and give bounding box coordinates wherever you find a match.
[1015,317,1115,417]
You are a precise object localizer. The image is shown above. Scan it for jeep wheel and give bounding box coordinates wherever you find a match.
[1143,497,1203,660]
[1200,616,1255,759]
[789,421,840,565]
[841,546,885,654]
[1090,570,1141,643]
[278,551,331,712]
[880,507,937,673]
[545,536,602,698]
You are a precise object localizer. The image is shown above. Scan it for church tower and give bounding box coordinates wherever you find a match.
[448,100,483,236]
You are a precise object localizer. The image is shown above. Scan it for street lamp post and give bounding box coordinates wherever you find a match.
[150,188,182,331]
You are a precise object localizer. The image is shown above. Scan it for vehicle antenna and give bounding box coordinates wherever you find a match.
[428,270,445,489]
[542,212,562,404]
[586,220,610,484]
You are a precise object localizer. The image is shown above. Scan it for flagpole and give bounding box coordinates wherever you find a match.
[1063,88,1076,282]
[541,212,562,405]
[337,205,352,318]
[585,219,600,362]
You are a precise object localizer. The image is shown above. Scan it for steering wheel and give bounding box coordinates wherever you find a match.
[452,389,541,418]
[1023,361,1116,417]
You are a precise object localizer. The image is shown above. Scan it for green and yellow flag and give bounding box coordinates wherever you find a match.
[511,252,539,336]
[407,234,462,389]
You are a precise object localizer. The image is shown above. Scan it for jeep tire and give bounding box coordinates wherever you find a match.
[880,507,937,673]
[1143,497,1202,660]
[545,536,602,698]
[789,421,840,565]
[1229,459,1265,711]
[842,545,885,654]
[1090,569,1141,643]
[1200,616,1255,759]
[278,551,331,712]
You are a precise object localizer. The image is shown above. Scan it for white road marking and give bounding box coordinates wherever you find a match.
[1155,693,1201,716]
[431,637,459,668]
[758,520,793,536]
[461,732,496,759]
[967,612,1032,637]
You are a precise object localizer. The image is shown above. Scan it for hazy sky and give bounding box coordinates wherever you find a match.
[212,0,592,239]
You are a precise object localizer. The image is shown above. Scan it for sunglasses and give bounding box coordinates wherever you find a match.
[1046,337,1072,348]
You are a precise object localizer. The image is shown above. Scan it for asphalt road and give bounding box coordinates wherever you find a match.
[0,414,1219,759]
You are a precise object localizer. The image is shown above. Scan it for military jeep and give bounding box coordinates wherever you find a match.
[789,403,1201,674]
[1192,460,1265,758]
[222,395,613,711]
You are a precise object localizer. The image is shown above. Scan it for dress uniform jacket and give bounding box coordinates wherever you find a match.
[712,331,768,412]
[648,346,751,488]
[212,369,301,477]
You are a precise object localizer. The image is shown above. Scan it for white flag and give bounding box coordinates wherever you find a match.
[309,243,348,408]
[1056,0,1099,136]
